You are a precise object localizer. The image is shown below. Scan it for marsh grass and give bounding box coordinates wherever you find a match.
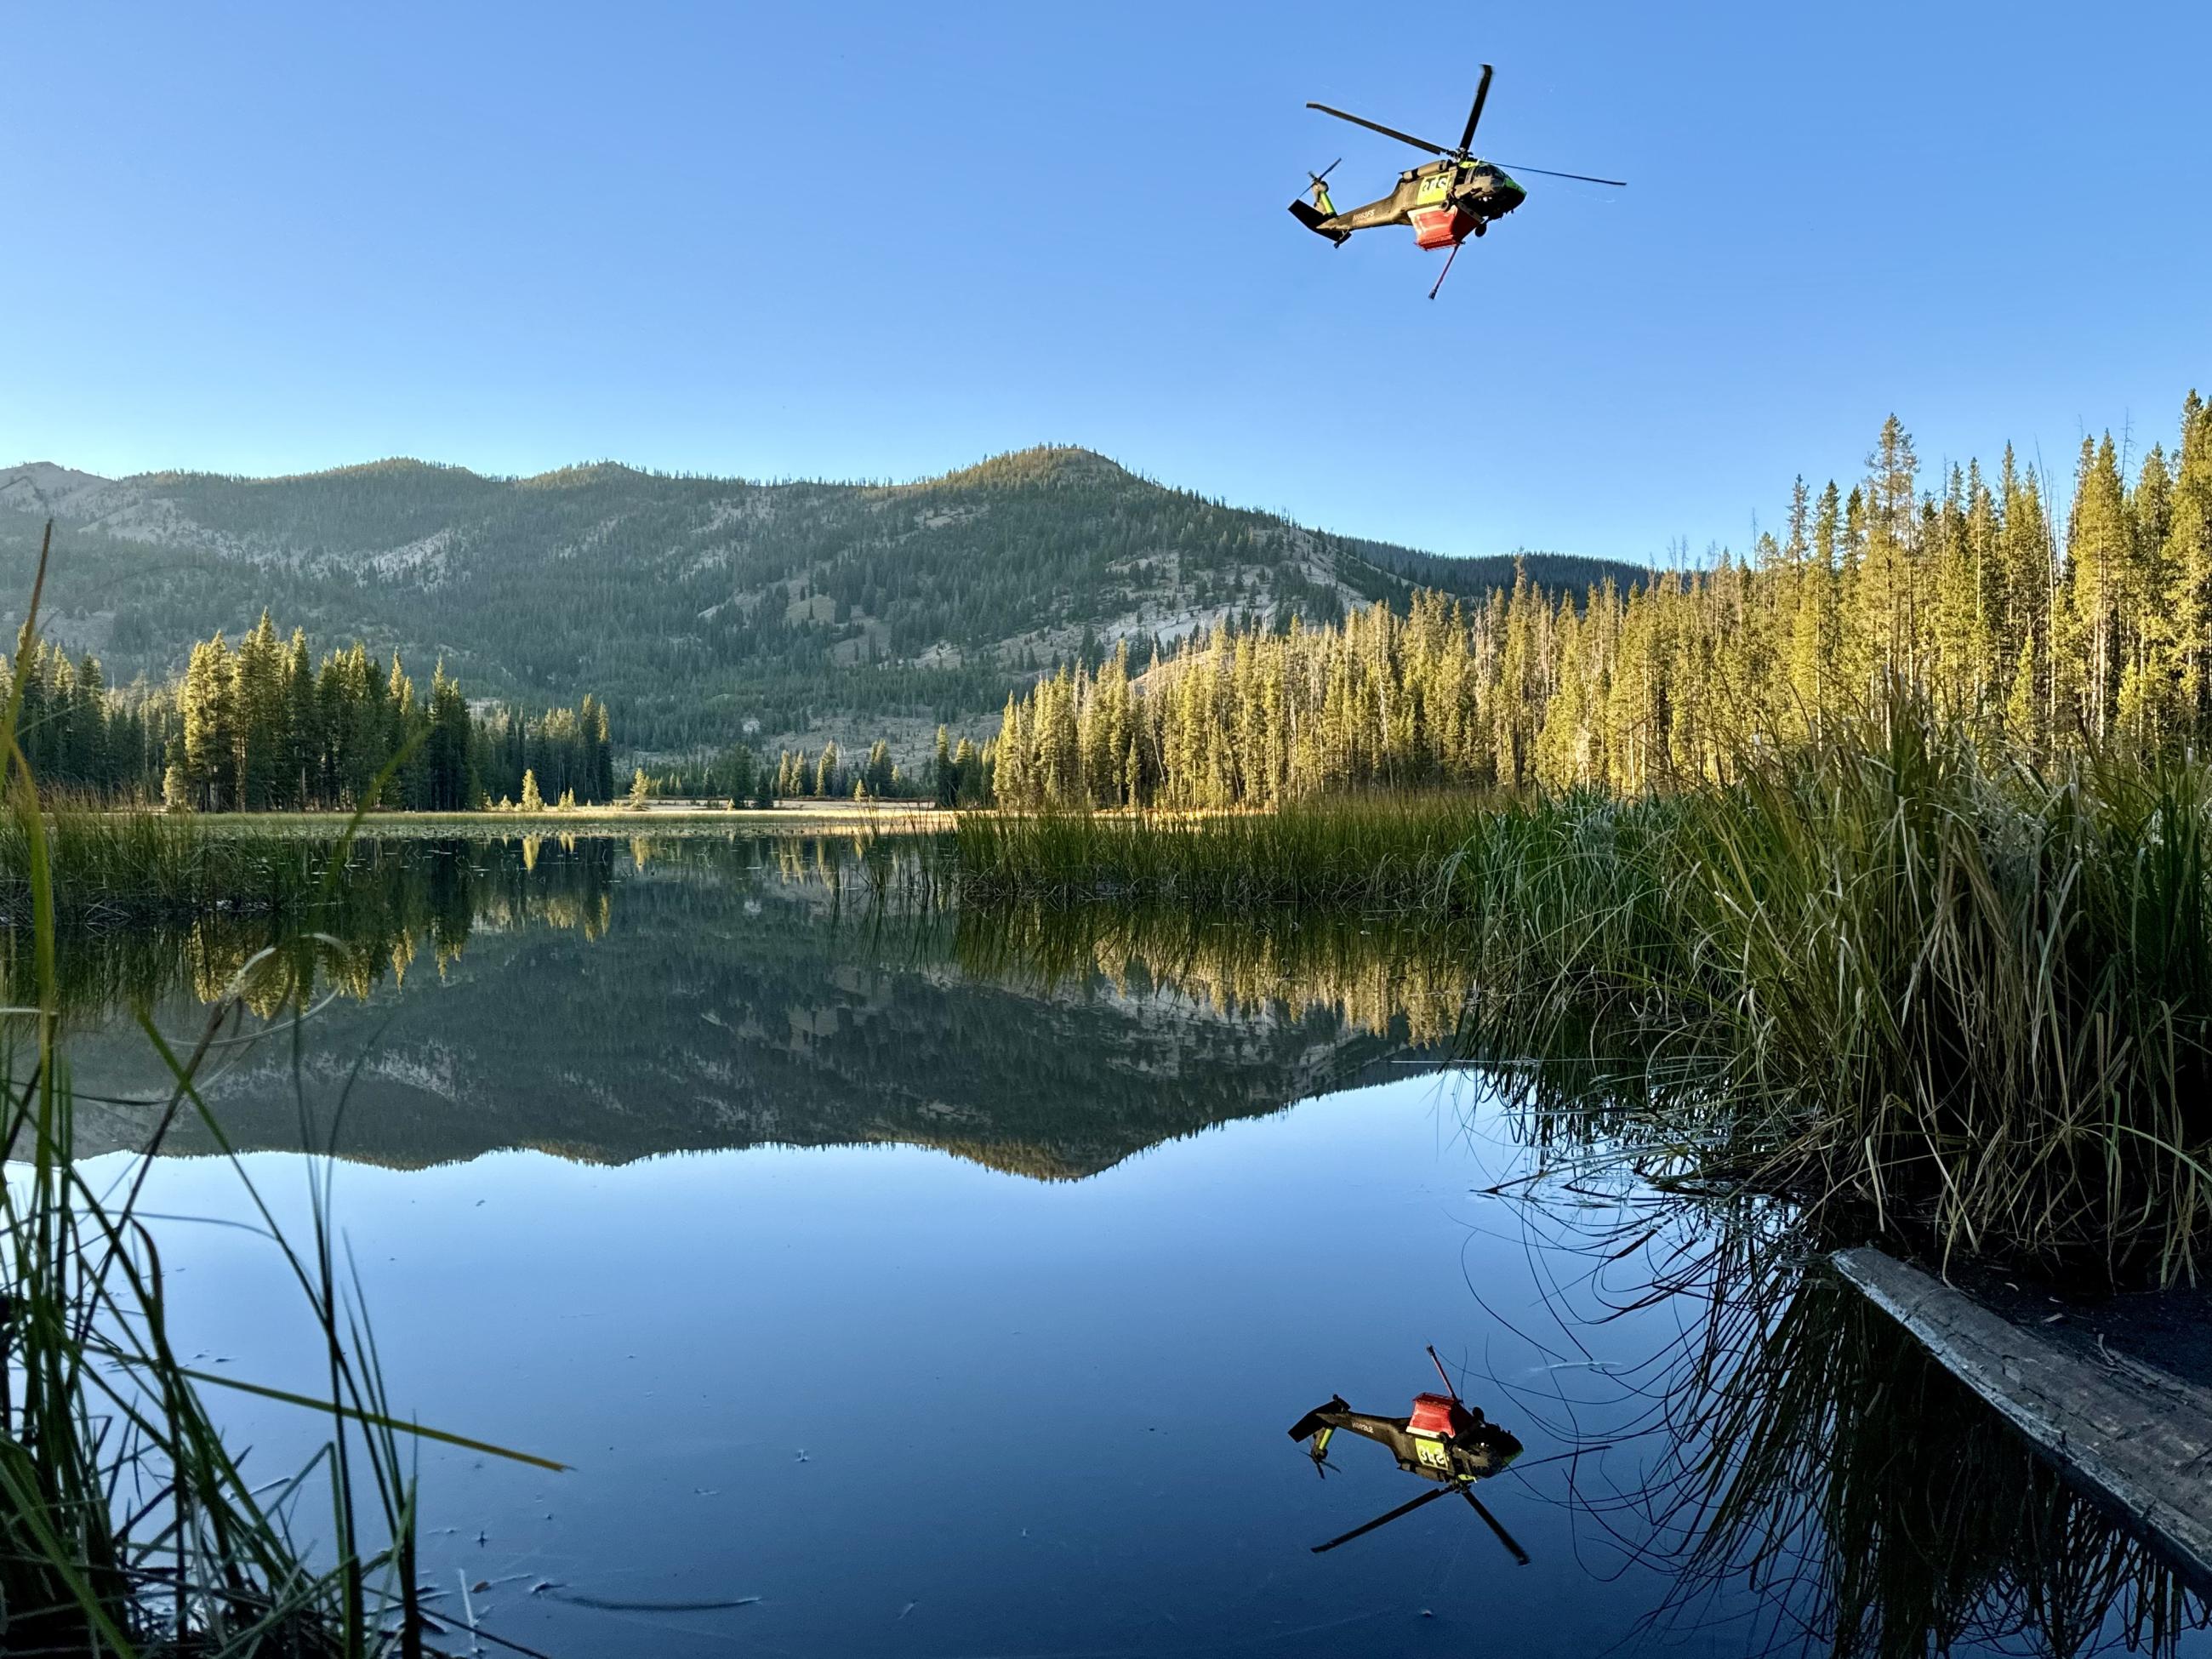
[1643,714,2212,1285]
[0,805,331,930]
[959,693,2212,1283]
[0,523,553,1655]
[955,794,1496,910]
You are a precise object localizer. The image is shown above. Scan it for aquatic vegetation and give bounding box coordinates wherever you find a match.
[956,792,1497,910]
[1504,1194,2210,1658]
[0,994,518,1654]
[1490,704,2212,1286]
[0,805,333,927]
[960,693,2212,1284]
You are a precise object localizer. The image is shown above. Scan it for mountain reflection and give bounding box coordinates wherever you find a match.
[39,832,1450,1174]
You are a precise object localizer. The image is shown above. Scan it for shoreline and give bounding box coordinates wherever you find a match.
[84,802,955,835]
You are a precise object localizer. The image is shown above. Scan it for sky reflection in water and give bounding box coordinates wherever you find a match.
[48,835,2212,1657]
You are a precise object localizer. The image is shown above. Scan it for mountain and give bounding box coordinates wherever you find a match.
[0,449,1650,758]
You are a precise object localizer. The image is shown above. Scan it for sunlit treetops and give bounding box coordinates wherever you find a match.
[989,396,2212,809]
[8,609,617,810]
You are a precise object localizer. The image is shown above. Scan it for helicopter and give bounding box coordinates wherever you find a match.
[1288,65,1625,296]
[1287,1346,1531,1560]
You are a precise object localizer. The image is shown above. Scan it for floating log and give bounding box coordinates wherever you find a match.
[1832,1246,2212,1595]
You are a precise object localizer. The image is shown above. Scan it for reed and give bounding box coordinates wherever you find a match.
[1526,704,2212,1286]
[957,693,2212,1283]
[0,805,329,928]
[955,794,1497,910]
[0,525,549,1654]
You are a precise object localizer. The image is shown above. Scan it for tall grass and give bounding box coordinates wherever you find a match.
[0,807,328,928]
[1618,710,2212,1285]
[957,694,2212,1284]
[0,524,552,1653]
[955,794,1497,910]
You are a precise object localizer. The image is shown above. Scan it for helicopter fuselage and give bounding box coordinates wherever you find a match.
[1290,1392,1524,1484]
[1296,157,1527,248]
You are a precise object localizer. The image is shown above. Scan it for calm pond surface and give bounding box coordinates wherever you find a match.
[38,833,2212,1657]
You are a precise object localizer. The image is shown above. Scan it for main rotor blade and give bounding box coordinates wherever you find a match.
[1457,65,1494,153]
[1492,162,1628,187]
[1306,102,1450,157]
[1311,1483,1454,1554]
[1461,1488,1532,1565]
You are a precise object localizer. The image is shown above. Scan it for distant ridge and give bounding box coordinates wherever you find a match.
[0,446,1649,757]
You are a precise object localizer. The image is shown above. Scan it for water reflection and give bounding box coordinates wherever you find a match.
[1670,1273,2208,1657]
[1290,1350,1528,1562]
[26,832,2212,1658]
[1495,1188,2210,1657]
[43,834,1443,1175]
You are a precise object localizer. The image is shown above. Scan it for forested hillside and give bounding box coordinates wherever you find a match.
[0,448,1640,759]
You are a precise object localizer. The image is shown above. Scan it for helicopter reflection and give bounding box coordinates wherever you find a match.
[1288,1345,1529,1563]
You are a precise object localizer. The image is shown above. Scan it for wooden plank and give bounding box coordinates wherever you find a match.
[1832,1246,2212,1594]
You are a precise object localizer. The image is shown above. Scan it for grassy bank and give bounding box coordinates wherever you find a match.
[959,702,2212,1285]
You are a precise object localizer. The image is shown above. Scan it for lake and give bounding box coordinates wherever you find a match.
[38,831,2211,1657]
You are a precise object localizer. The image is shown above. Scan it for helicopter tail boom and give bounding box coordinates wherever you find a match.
[1288,1395,1351,1441]
[1286,200,1351,244]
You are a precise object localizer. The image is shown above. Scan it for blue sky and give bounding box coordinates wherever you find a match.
[5,1,2207,562]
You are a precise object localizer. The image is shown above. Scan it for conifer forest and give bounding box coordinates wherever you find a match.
[989,401,2212,808]
[19,400,2209,818]
[13,609,617,810]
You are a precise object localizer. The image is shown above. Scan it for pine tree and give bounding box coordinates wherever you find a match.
[993,696,1028,808]
[951,736,981,806]
[2164,392,2212,740]
[180,634,237,810]
[934,726,956,807]
[2067,434,2130,738]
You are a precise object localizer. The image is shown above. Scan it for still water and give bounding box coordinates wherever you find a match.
[46,834,2212,1657]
